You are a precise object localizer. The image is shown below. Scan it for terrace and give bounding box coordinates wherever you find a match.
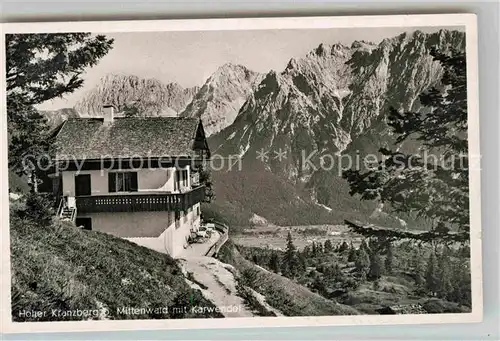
[76,185,205,214]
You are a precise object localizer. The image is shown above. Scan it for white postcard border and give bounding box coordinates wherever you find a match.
[0,13,482,334]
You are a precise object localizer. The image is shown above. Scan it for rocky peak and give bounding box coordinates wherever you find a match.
[308,43,349,59]
[74,73,197,117]
[314,43,329,57]
[285,58,298,71]
[180,63,263,136]
[214,62,246,73]
[211,29,466,185]
[351,40,377,52]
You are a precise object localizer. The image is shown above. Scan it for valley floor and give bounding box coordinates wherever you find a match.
[233,224,363,250]
[233,224,430,251]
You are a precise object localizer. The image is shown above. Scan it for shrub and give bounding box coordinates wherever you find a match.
[348,246,357,262]
[236,284,276,317]
[385,243,394,275]
[338,241,349,253]
[368,253,385,280]
[355,248,370,280]
[421,298,470,314]
[240,268,260,288]
[14,192,54,227]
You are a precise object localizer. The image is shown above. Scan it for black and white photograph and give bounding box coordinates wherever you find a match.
[1,14,482,332]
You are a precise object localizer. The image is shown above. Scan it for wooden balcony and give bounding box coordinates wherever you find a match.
[76,185,205,214]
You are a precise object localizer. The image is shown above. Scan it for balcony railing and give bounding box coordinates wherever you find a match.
[76,185,205,214]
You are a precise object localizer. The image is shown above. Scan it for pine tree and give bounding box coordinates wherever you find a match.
[311,273,326,295]
[283,231,299,278]
[449,256,471,306]
[280,262,290,278]
[6,33,114,189]
[268,251,281,274]
[297,251,307,273]
[302,245,310,258]
[369,253,385,280]
[311,242,317,256]
[385,242,394,275]
[413,251,425,287]
[338,241,349,253]
[436,250,454,299]
[458,244,471,258]
[343,49,469,243]
[355,247,370,281]
[324,239,333,253]
[330,263,343,282]
[348,244,357,262]
[316,242,324,254]
[425,251,439,295]
[368,238,380,255]
[323,264,333,281]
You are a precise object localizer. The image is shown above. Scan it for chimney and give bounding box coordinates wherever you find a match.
[103,105,114,124]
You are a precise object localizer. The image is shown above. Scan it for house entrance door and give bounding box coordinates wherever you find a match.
[74,174,91,196]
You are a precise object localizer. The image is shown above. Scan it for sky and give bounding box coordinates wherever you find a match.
[38,26,463,111]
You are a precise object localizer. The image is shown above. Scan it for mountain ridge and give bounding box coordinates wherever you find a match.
[180,63,264,136]
[206,29,465,227]
[39,29,465,228]
[74,73,199,117]
[41,64,263,135]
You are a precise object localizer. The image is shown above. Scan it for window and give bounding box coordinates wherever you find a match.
[174,169,189,191]
[108,172,138,192]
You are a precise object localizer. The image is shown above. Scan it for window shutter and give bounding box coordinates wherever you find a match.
[108,173,116,193]
[130,172,138,192]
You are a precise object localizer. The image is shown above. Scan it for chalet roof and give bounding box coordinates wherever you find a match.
[52,117,204,160]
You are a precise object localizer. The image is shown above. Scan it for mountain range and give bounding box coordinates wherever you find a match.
[73,74,199,117]
[180,63,264,136]
[41,29,466,228]
[208,29,464,227]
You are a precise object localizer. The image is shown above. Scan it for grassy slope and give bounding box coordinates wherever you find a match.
[10,215,223,321]
[234,242,471,315]
[218,241,360,316]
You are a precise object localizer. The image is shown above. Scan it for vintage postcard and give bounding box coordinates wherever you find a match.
[1,14,481,333]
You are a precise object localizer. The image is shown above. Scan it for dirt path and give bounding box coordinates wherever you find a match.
[179,256,255,318]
